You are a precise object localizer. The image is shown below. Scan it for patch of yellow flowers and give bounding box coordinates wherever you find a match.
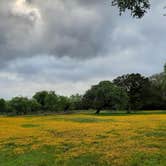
[0,113,165,165]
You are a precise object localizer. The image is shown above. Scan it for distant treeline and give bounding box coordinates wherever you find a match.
[0,64,166,115]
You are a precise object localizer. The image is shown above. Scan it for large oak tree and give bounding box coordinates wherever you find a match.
[83,81,128,114]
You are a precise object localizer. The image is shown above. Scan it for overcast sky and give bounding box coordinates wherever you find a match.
[0,0,166,99]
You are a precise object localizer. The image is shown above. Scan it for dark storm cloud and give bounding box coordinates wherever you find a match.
[0,0,113,66]
[0,0,43,66]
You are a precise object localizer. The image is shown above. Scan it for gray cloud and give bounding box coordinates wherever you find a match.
[0,0,113,66]
[0,0,166,98]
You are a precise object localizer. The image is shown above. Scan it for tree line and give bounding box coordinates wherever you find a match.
[0,64,166,115]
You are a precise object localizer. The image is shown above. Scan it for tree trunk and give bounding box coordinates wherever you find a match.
[126,104,131,114]
[126,109,131,114]
[95,109,100,114]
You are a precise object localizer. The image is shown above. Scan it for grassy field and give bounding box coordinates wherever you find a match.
[0,111,166,166]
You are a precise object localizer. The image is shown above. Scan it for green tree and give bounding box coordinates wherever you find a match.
[29,99,41,113]
[113,73,151,111]
[163,63,166,99]
[33,91,49,109]
[112,0,150,18]
[69,94,83,110]
[83,81,128,114]
[58,96,71,112]
[9,97,31,115]
[150,63,166,109]
[44,91,59,112]
[33,91,72,112]
[9,97,41,115]
[0,98,7,113]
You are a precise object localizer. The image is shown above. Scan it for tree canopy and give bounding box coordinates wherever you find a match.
[0,99,7,113]
[113,73,151,110]
[83,81,128,114]
[8,97,40,115]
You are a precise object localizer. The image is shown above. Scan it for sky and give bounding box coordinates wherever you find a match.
[0,0,166,99]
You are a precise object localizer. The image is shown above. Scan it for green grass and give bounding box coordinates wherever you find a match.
[0,145,108,166]
[67,117,115,123]
[21,124,40,128]
[129,152,165,166]
[0,146,59,166]
[93,110,166,116]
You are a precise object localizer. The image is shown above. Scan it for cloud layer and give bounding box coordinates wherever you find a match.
[0,0,166,98]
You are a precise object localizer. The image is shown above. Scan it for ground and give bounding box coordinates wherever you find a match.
[0,111,166,166]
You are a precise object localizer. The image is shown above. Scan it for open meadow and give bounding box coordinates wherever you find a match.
[0,111,166,166]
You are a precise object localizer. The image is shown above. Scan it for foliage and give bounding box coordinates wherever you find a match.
[83,81,128,113]
[28,99,41,113]
[44,91,59,111]
[8,97,30,115]
[33,91,49,109]
[113,73,152,110]
[58,95,71,112]
[112,0,150,18]
[149,65,166,109]
[69,94,83,110]
[8,97,41,115]
[0,98,7,113]
[33,91,71,112]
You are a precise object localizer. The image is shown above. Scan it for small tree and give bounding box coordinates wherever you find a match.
[9,97,31,115]
[83,81,128,114]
